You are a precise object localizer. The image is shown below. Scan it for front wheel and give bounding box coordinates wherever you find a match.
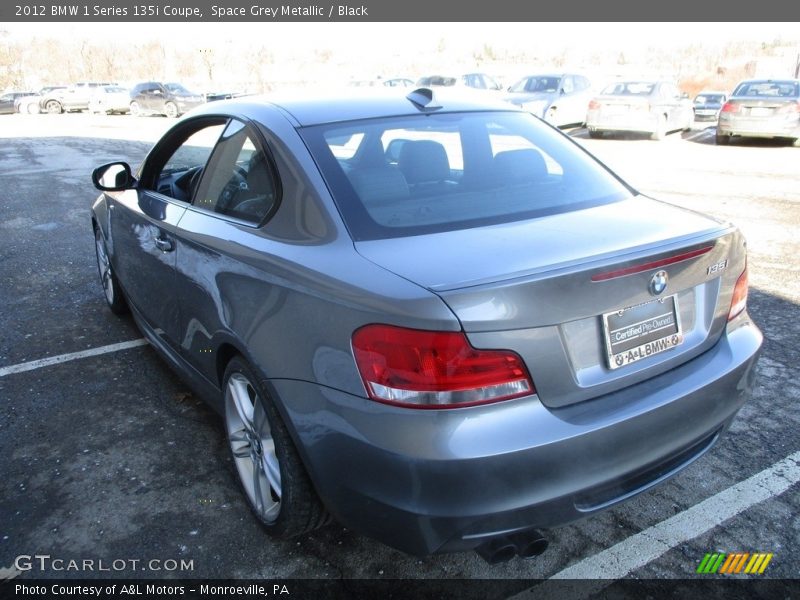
[164,101,179,118]
[129,101,141,117]
[223,357,328,538]
[94,227,128,315]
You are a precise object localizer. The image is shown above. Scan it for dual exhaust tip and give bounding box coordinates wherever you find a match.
[475,529,548,564]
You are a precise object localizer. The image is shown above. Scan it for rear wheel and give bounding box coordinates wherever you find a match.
[45,100,62,114]
[27,102,40,114]
[223,357,328,537]
[94,227,128,315]
[164,101,179,118]
[651,114,667,140]
[129,101,141,117]
[588,129,603,139]
[715,132,730,146]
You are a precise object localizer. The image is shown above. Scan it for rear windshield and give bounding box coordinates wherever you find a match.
[694,94,724,104]
[299,111,632,241]
[600,82,655,96]
[732,81,799,98]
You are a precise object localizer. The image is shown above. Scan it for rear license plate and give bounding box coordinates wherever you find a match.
[748,107,772,117]
[602,295,683,370]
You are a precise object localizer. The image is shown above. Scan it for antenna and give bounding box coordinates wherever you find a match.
[406,88,442,111]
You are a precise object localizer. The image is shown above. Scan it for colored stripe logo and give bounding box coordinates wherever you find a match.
[696,552,773,574]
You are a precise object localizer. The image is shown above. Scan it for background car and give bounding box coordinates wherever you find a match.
[90,89,761,562]
[41,82,114,113]
[416,72,503,92]
[88,85,132,115]
[692,90,728,122]
[129,81,205,117]
[0,91,35,115]
[13,86,66,114]
[586,80,694,140]
[505,73,593,127]
[715,79,800,146]
[348,78,414,88]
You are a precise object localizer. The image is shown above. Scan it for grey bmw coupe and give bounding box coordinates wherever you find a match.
[91,88,762,563]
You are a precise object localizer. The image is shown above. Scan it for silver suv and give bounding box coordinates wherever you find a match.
[41,82,114,114]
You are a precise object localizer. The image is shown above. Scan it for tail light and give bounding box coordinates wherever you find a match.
[777,102,800,114]
[588,99,601,110]
[721,102,740,114]
[352,324,535,408]
[728,265,749,321]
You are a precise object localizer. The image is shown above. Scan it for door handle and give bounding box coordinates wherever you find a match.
[154,235,174,252]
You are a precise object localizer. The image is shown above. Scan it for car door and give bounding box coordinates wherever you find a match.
[109,118,226,351]
[171,118,281,383]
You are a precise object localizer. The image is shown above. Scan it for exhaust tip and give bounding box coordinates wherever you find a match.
[476,530,549,564]
[510,531,548,559]
[475,538,518,565]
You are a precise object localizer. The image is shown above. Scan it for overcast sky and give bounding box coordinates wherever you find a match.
[5,22,799,52]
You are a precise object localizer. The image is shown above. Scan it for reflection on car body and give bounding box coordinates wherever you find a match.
[90,88,762,562]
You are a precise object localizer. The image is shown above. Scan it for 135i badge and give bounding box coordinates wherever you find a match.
[707,259,728,275]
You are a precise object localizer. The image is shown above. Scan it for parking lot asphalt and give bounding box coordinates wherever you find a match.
[0,114,798,589]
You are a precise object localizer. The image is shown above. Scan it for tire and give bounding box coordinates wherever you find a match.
[27,103,40,114]
[684,111,694,132]
[94,227,128,315]
[45,100,63,114]
[588,129,603,139]
[129,101,141,117]
[793,137,800,148]
[164,101,179,118]
[223,357,328,538]
[651,114,667,141]
[715,132,730,146]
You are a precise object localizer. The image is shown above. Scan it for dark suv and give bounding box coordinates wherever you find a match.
[129,82,205,118]
[41,82,113,113]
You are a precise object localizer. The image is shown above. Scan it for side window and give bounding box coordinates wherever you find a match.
[192,120,278,224]
[562,76,575,94]
[145,120,226,202]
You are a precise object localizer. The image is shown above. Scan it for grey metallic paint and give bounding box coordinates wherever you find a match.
[91,93,762,556]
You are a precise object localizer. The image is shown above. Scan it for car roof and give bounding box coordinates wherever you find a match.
[196,88,524,127]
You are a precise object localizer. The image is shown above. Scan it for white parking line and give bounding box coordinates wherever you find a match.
[0,338,149,377]
[511,450,800,597]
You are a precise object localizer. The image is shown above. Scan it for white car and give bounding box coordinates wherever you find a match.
[88,85,131,115]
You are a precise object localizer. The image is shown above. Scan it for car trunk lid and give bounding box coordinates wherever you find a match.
[354,196,744,407]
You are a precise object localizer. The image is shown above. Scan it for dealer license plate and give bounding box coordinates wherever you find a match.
[602,295,683,370]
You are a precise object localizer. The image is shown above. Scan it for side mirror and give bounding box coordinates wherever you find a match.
[92,162,136,191]
[559,88,566,95]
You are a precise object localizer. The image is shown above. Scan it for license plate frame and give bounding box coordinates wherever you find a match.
[602,295,683,370]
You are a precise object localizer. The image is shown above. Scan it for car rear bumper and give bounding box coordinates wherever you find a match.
[587,112,659,134]
[717,115,800,138]
[273,316,762,556]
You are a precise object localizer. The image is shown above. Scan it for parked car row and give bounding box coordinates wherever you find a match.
[5,75,798,145]
[1,80,208,118]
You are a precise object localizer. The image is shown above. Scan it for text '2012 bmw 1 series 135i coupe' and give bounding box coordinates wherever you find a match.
[91,88,762,563]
